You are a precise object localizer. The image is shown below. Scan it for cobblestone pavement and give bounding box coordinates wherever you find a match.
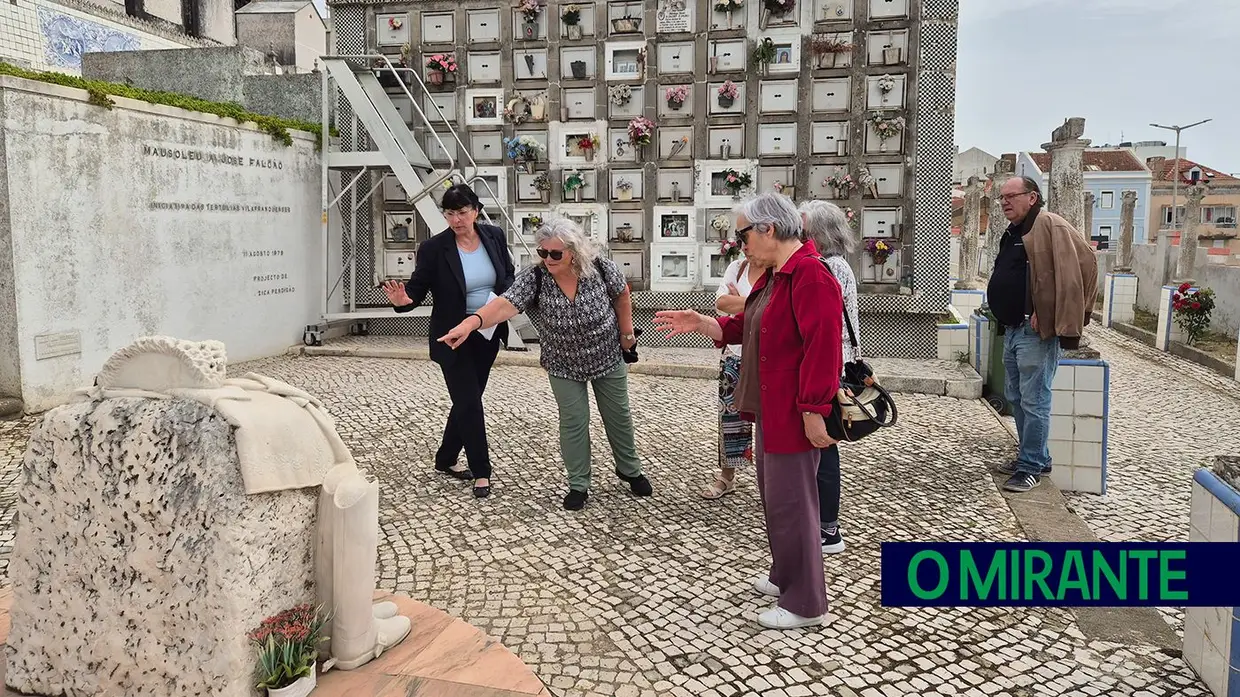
[0,339,1212,696]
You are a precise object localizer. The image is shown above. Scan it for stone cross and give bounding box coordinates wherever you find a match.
[981,159,1014,276]
[1116,190,1137,272]
[1042,117,1090,233]
[956,176,984,289]
[1175,182,1209,282]
[1082,191,1095,243]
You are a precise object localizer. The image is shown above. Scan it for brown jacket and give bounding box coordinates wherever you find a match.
[1023,210,1098,349]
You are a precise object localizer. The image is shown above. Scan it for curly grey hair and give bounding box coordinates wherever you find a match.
[535,216,600,277]
[733,192,802,241]
[799,200,855,257]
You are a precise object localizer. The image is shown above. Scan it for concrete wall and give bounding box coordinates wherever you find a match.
[237,14,296,67]
[82,46,268,104]
[0,75,323,411]
[243,73,321,124]
[0,124,18,399]
[293,5,326,73]
[1099,241,1240,336]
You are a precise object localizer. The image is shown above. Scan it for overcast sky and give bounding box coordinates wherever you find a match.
[954,0,1240,174]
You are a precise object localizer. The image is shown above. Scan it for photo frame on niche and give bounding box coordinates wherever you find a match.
[764,31,803,74]
[464,89,504,126]
[653,206,697,242]
[649,243,699,291]
[376,13,409,46]
[604,41,646,81]
[698,162,754,206]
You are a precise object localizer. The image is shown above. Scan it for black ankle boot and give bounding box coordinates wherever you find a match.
[615,469,653,496]
[563,489,589,510]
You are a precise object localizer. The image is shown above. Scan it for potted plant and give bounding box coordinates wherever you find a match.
[577,133,600,161]
[719,167,752,199]
[1172,283,1216,345]
[518,0,541,40]
[615,178,634,201]
[562,4,583,40]
[760,0,794,28]
[665,85,689,110]
[609,83,633,107]
[714,0,743,27]
[751,37,776,75]
[716,80,739,108]
[533,172,552,203]
[869,112,905,152]
[627,116,655,159]
[250,604,329,697]
[564,170,588,202]
[424,53,457,86]
[810,34,851,69]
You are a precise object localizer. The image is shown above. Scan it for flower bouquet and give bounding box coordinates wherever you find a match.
[866,239,892,267]
[519,0,541,39]
[564,170,588,201]
[841,206,858,230]
[250,604,330,697]
[717,80,739,108]
[533,172,552,203]
[720,238,742,262]
[577,133,600,161]
[822,166,857,199]
[711,213,732,239]
[869,113,905,151]
[628,116,655,147]
[665,85,689,110]
[1171,282,1216,345]
[504,135,546,164]
[424,54,457,85]
[715,0,743,26]
[720,168,752,198]
[561,4,583,39]
[387,17,403,30]
[609,84,633,107]
[614,178,634,201]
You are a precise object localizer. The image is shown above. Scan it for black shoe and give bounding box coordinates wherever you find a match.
[821,529,846,554]
[1003,472,1042,493]
[615,469,653,496]
[473,484,491,498]
[435,463,471,481]
[994,460,1051,476]
[563,489,589,510]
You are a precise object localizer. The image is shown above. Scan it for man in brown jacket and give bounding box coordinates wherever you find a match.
[985,176,1098,492]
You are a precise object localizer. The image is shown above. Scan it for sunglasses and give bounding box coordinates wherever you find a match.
[734,224,754,244]
[536,248,564,260]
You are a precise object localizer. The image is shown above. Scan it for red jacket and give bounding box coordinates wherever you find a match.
[716,243,844,454]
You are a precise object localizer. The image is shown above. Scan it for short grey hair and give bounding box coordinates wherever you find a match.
[799,200,855,257]
[734,192,802,241]
[535,216,600,277]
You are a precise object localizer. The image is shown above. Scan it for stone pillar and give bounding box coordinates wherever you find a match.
[981,159,1014,276]
[1117,190,1137,271]
[956,175,984,289]
[1082,191,1095,243]
[1041,117,1090,233]
[1174,182,1209,282]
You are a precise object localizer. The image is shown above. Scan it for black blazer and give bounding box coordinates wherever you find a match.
[396,222,516,365]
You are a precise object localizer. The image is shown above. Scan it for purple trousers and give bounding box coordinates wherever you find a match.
[755,418,829,618]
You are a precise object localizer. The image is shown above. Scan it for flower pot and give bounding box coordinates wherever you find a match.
[671,183,681,203]
[567,24,582,40]
[836,139,847,156]
[570,60,587,79]
[720,144,731,159]
[427,70,444,85]
[868,183,879,199]
[667,98,683,110]
[584,148,594,162]
[617,225,633,242]
[759,8,769,29]
[539,190,550,204]
[574,188,583,202]
[879,139,888,153]
[618,189,632,201]
[883,47,901,65]
[827,185,838,199]
[709,56,718,74]
[522,21,538,39]
[268,670,316,697]
[392,225,409,242]
[725,9,733,27]
[718,94,734,108]
[377,70,401,87]
[560,106,569,121]
[818,52,836,69]
[530,101,546,120]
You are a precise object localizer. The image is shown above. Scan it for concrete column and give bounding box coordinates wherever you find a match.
[981,159,1014,276]
[1174,182,1209,283]
[1041,117,1090,233]
[956,176,984,289]
[1082,190,1095,242]
[1117,190,1137,272]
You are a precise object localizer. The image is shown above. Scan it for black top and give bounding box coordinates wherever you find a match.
[396,222,515,365]
[986,205,1040,328]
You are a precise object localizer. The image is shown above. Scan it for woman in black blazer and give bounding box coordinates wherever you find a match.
[380,184,516,499]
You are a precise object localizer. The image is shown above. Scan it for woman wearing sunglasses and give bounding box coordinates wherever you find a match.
[438,217,652,511]
[653,193,844,630]
[380,184,515,499]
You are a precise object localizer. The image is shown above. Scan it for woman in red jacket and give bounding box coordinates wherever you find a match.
[655,193,844,629]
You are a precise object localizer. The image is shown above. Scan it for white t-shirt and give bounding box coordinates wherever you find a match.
[716,256,756,358]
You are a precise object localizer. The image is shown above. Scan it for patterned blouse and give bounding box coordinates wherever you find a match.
[503,258,628,382]
[823,255,861,364]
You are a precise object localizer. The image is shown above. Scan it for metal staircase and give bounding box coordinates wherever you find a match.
[308,55,535,348]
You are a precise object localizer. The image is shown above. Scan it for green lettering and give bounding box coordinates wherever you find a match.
[1130,550,1158,600]
[1092,550,1126,600]
[1011,548,1019,600]
[1023,550,1054,600]
[1057,550,1090,601]
[962,550,1005,600]
[908,551,949,599]
[1159,550,1188,601]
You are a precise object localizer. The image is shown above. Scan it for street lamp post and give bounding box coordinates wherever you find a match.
[1150,119,1212,238]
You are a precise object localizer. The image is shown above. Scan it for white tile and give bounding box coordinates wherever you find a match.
[1049,466,1073,490]
[1184,611,1205,676]
[1048,439,1073,466]
[1202,605,1230,654]
[1072,467,1102,494]
[1074,391,1105,417]
[1075,366,1106,392]
[1208,499,1239,543]
[1189,523,1208,543]
[1051,390,1074,416]
[1051,366,1075,391]
[1072,442,1102,468]
[1190,482,1213,539]
[1049,415,1073,440]
[1073,416,1104,443]
[1200,638,1228,697]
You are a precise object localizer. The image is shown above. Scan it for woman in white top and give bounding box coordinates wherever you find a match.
[700,233,770,499]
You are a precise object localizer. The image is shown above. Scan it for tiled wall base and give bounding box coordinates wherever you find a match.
[1185,468,1239,697]
[1047,359,1108,495]
[936,322,967,361]
[950,288,985,319]
[1156,284,1189,351]
[1101,273,1137,327]
[968,311,993,386]
[0,0,189,74]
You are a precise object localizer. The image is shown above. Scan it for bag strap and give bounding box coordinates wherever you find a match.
[790,255,860,352]
[531,257,611,310]
[737,259,748,279]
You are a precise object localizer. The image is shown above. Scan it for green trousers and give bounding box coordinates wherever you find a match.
[547,362,643,492]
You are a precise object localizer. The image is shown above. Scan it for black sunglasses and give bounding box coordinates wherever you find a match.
[734,224,754,244]
[536,248,564,260]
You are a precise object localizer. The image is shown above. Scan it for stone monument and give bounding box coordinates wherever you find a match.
[956,175,984,289]
[1117,190,1138,272]
[1042,117,1090,233]
[981,158,1015,276]
[1082,191,1095,243]
[4,336,409,696]
[1175,182,1209,283]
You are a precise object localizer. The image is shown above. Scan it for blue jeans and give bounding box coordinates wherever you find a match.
[1002,323,1061,475]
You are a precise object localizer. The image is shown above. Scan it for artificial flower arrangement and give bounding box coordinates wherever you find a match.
[870,113,906,141]
[518,0,541,22]
[715,0,743,10]
[877,75,896,93]
[711,214,732,237]
[841,206,858,229]
[563,170,588,193]
[717,80,740,108]
[561,3,582,24]
[609,84,633,106]
[664,85,690,108]
[627,116,655,145]
[865,239,892,266]
[425,54,457,73]
[751,37,777,67]
[822,166,857,197]
[719,168,752,196]
[763,0,795,15]
[387,17,404,30]
[577,133,600,151]
[503,135,546,162]
[720,238,742,261]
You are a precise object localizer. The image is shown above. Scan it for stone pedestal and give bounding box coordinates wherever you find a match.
[1046,359,1109,495]
[1184,457,1240,697]
[4,397,318,697]
[1101,272,1137,327]
[1156,284,1189,350]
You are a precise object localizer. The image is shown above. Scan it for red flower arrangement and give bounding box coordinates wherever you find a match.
[1170,282,1215,346]
[249,603,330,691]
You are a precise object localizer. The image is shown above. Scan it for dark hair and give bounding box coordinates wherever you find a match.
[1019,176,1044,204]
[441,184,483,212]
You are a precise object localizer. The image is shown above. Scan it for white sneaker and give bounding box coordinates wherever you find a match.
[752,575,780,597]
[757,606,825,630]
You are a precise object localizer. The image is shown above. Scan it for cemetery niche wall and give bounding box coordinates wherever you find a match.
[330,0,958,356]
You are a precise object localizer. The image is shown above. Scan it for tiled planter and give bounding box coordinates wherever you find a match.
[937,321,968,361]
[1156,283,1190,351]
[1184,458,1240,697]
[1101,272,1136,328]
[967,311,993,386]
[1047,359,1109,494]
[950,288,985,319]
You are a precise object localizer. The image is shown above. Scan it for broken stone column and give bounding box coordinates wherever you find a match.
[1042,117,1090,233]
[1101,191,1140,328]
[981,159,1014,276]
[1117,190,1137,272]
[1175,182,1209,282]
[956,176,984,289]
[1082,191,1095,243]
